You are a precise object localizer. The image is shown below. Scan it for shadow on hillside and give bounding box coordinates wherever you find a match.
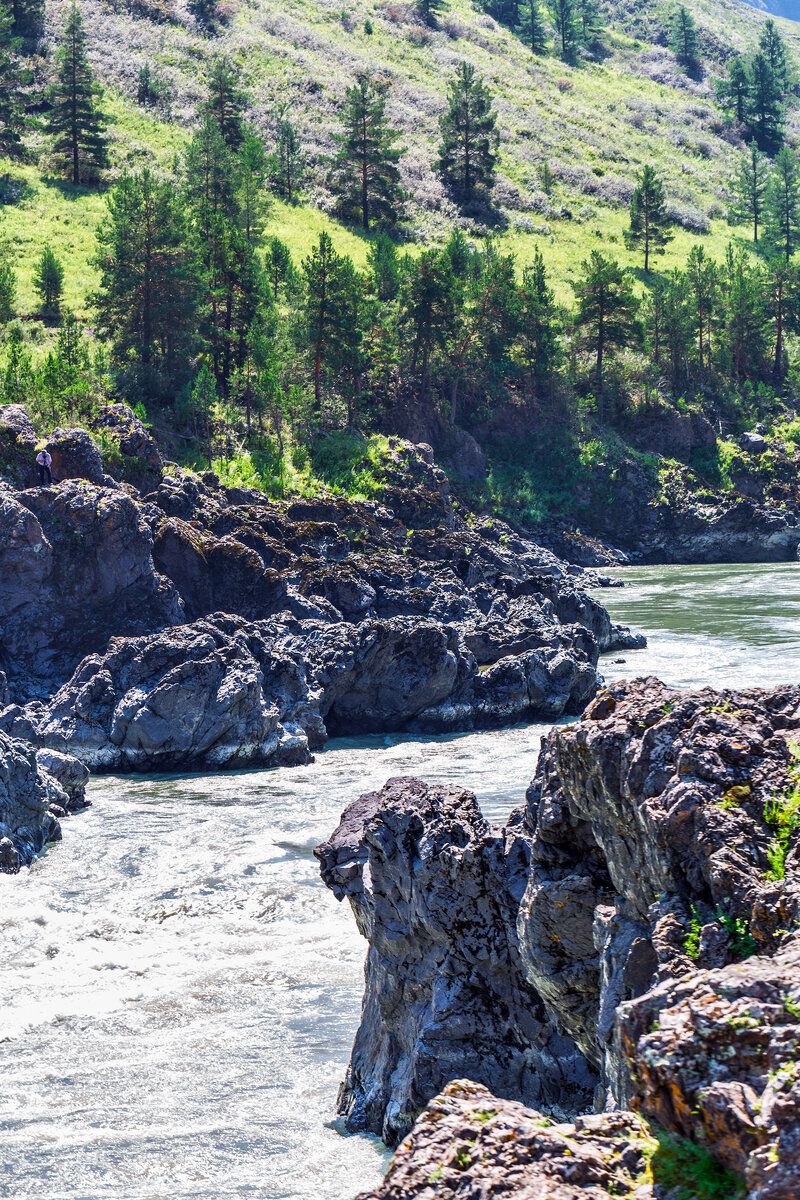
[0,173,36,208]
[40,176,107,202]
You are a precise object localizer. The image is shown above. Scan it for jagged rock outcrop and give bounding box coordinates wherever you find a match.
[0,731,88,872]
[355,1080,654,1200]
[619,936,800,1200]
[0,480,183,692]
[5,610,596,772]
[517,678,800,1104]
[316,778,597,1148]
[323,679,800,1198]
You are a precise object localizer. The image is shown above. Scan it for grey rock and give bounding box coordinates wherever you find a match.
[316,777,597,1147]
[0,730,63,867]
[740,431,767,454]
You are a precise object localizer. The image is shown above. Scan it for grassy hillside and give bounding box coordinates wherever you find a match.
[5,0,800,321]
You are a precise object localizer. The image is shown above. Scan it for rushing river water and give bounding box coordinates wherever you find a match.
[5,561,800,1200]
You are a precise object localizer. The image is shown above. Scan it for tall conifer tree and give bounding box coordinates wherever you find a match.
[624,165,673,272]
[764,147,800,263]
[716,55,749,125]
[202,56,248,151]
[550,0,577,62]
[748,52,783,151]
[0,1,30,160]
[759,19,789,96]
[729,142,769,243]
[516,0,547,53]
[46,1,108,185]
[669,6,698,70]
[436,61,499,205]
[573,251,639,385]
[328,76,405,231]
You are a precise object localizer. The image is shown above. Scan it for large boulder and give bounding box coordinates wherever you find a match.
[44,428,108,485]
[356,1080,655,1200]
[619,937,800,1200]
[517,678,800,1100]
[0,481,183,692]
[316,778,597,1147]
[0,731,64,871]
[0,404,37,486]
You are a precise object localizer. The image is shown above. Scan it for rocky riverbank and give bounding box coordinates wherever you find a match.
[320,678,800,1199]
[0,403,642,866]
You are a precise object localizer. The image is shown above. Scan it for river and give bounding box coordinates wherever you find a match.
[3,562,800,1200]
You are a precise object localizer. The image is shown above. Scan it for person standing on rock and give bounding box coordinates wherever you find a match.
[35,448,52,486]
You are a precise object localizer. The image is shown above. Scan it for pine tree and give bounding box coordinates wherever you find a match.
[0,254,16,323]
[265,236,295,300]
[764,147,800,263]
[685,245,718,371]
[436,61,499,205]
[300,231,359,409]
[238,135,267,245]
[46,1,108,186]
[328,75,405,231]
[550,0,577,62]
[759,18,789,97]
[9,0,43,38]
[669,6,698,70]
[748,52,783,151]
[575,0,600,45]
[398,249,457,398]
[415,0,445,26]
[716,55,749,125]
[92,169,199,375]
[763,255,797,381]
[188,0,217,29]
[33,245,65,317]
[624,165,673,272]
[572,251,639,385]
[719,246,767,379]
[272,118,302,203]
[0,2,30,160]
[367,233,401,303]
[518,246,560,386]
[645,272,691,389]
[191,361,217,467]
[202,56,249,151]
[729,142,769,243]
[516,0,547,53]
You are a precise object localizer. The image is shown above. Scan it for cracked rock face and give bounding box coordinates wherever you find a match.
[316,778,597,1147]
[0,731,88,871]
[355,1079,654,1200]
[518,677,800,1103]
[618,936,800,1200]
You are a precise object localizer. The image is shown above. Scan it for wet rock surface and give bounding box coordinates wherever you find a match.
[0,731,88,871]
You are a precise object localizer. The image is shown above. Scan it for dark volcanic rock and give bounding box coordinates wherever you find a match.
[316,778,597,1147]
[0,480,183,695]
[518,678,800,1102]
[45,428,109,485]
[95,404,163,489]
[356,1080,654,1200]
[619,935,800,1199]
[0,731,75,870]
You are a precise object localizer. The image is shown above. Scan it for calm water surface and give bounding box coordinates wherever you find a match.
[5,562,800,1200]
[595,561,800,690]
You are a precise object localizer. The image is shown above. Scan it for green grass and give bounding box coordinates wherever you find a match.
[5,0,792,328]
[764,786,800,882]
[643,1129,747,1200]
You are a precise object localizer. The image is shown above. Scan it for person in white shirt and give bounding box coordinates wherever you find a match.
[35,449,52,486]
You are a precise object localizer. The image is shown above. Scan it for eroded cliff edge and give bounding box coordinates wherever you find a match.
[319,678,800,1199]
[0,404,644,866]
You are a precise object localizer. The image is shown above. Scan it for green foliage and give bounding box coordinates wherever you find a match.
[715,909,757,960]
[32,245,65,318]
[645,1129,746,1200]
[625,164,674,272]
[763,784,800,883]
[202,56,249,151]
[764,147,800,264]
[729,142,769,245]
[46,1,109,186]
[0,0,30,160]
[669,6,698,70]
[436,61,499,205]
[327,74,405,231]
[271,119,303,204]
[308,431,389,498]
[684,904,702,961]
[572,251,640,383]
